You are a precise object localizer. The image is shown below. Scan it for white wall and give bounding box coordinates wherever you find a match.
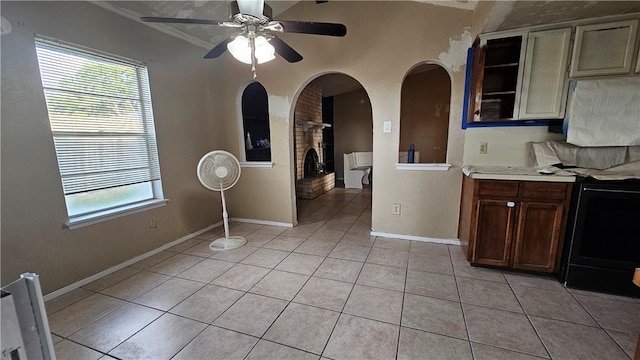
[1,1,223,293]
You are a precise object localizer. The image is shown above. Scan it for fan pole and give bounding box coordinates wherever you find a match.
[220,188,231,240]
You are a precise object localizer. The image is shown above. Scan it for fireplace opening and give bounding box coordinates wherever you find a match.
[303,148,322,178]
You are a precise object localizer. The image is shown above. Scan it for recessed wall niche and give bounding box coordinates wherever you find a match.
[399,63,451,164]
[242,82,271,161]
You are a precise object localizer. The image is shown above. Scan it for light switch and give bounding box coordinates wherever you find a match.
[383,121,391,133]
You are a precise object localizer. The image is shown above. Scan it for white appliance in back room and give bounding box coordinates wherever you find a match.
[344,152,372,189]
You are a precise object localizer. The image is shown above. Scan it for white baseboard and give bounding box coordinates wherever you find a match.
[370,231,461,246]
[230,218,294,228]
[43,221,223,301]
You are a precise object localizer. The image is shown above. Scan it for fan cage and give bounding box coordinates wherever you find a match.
[197,150,242,191]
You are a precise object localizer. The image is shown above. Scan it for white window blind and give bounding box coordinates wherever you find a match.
[35,36,163,219]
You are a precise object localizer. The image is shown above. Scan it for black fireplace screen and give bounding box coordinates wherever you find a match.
[303,149,320,178]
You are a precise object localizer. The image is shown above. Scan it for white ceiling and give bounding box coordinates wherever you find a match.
[96,0,640,49]
[94,1,640,96]
[94,0,481,50]
[483,1,640,33]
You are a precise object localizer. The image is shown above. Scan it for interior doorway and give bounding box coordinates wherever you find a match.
[293,73,372,222]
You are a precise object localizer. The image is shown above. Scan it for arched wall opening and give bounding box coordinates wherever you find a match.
[289,72,372,221]
[399,62,452,164]
[239,81,271,162]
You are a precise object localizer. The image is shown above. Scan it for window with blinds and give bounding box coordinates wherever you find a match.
[35,36,164,220]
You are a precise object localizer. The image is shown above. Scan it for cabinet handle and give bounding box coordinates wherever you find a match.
[507,201,516,208]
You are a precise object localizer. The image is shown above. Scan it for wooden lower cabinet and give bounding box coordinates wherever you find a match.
[512,201,565,272]
[472,199,515,267]
[459,176,572,274]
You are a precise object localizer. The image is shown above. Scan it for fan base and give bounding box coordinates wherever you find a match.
[209,236,247,251]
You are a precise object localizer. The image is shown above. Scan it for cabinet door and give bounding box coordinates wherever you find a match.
[570,20,639,77]
[519,28,572,119]
[512,201,564,272]
[471,199,516,267]
[467,37,485,124]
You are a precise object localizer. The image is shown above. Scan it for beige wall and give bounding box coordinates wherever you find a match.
[0,1,223,293]
[216,1,473,238]
[400,67,451,163]
[1,1,573,294]
[463,127,566,166]
[333,88,373,180]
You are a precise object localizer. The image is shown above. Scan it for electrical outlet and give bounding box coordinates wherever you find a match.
[149,217,157,229]
[392,203,401,215]
[479,142,488,154]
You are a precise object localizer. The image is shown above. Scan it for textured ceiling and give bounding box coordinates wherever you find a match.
[97,1,640,49]
[94,1,299,48]
[484,1,640,33]
[95,0,480,50]
[95,1,640,95]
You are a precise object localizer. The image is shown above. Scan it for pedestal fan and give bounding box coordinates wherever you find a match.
[197,150,246,250]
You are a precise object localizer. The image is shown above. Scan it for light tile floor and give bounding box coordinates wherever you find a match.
[46,187,640,360]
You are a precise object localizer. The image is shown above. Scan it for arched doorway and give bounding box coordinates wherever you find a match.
[292,73,373,225]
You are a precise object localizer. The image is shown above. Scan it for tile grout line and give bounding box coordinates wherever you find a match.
[234,188,369,359]
[52,191,360,358]
[317,189,371,359]
[52,189,430,359]
[504,273,554,360]
[395,239,411,360]
[566,290,634,359]
[447,245,475,360]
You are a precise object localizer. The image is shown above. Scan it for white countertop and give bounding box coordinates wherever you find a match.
[462,165,576,183]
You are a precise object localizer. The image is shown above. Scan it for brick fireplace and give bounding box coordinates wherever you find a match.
[295,84,335,199]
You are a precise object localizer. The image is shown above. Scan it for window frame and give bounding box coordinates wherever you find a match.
[34,35,167,229]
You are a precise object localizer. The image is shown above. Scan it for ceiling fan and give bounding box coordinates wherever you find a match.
[141,0,347,78]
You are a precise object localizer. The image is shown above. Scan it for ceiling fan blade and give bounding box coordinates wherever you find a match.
[276,21,346,37]
[203,38,233,59]
[271,36,303,63]
[237,0,264,18]
[140,17,226,26]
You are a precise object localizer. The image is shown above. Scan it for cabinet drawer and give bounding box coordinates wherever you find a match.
[478,180,519,198]
[519,182,568,200]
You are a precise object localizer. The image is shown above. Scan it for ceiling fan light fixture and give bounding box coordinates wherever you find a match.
[227,35,252,64]
[254,36,276,64]
[227,34,275,65]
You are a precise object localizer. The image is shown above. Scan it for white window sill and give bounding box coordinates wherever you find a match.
[66,198,169,230]
[240,162,274,168]
[395,163,452,171]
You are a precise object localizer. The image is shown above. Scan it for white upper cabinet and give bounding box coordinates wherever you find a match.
[519,28,572,119]
[570,19,639,77]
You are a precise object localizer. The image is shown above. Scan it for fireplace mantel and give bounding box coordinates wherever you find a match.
[296,120,332,132]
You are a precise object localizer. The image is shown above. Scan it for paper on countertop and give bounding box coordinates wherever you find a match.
[527,140,631,170]
[565,161,640,180]
[565,76,640,147]
[462,165,573,177]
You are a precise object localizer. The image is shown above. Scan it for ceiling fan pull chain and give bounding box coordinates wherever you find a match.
[250,35,258,79]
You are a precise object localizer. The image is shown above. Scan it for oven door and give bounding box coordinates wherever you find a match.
[568,183,640,270]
